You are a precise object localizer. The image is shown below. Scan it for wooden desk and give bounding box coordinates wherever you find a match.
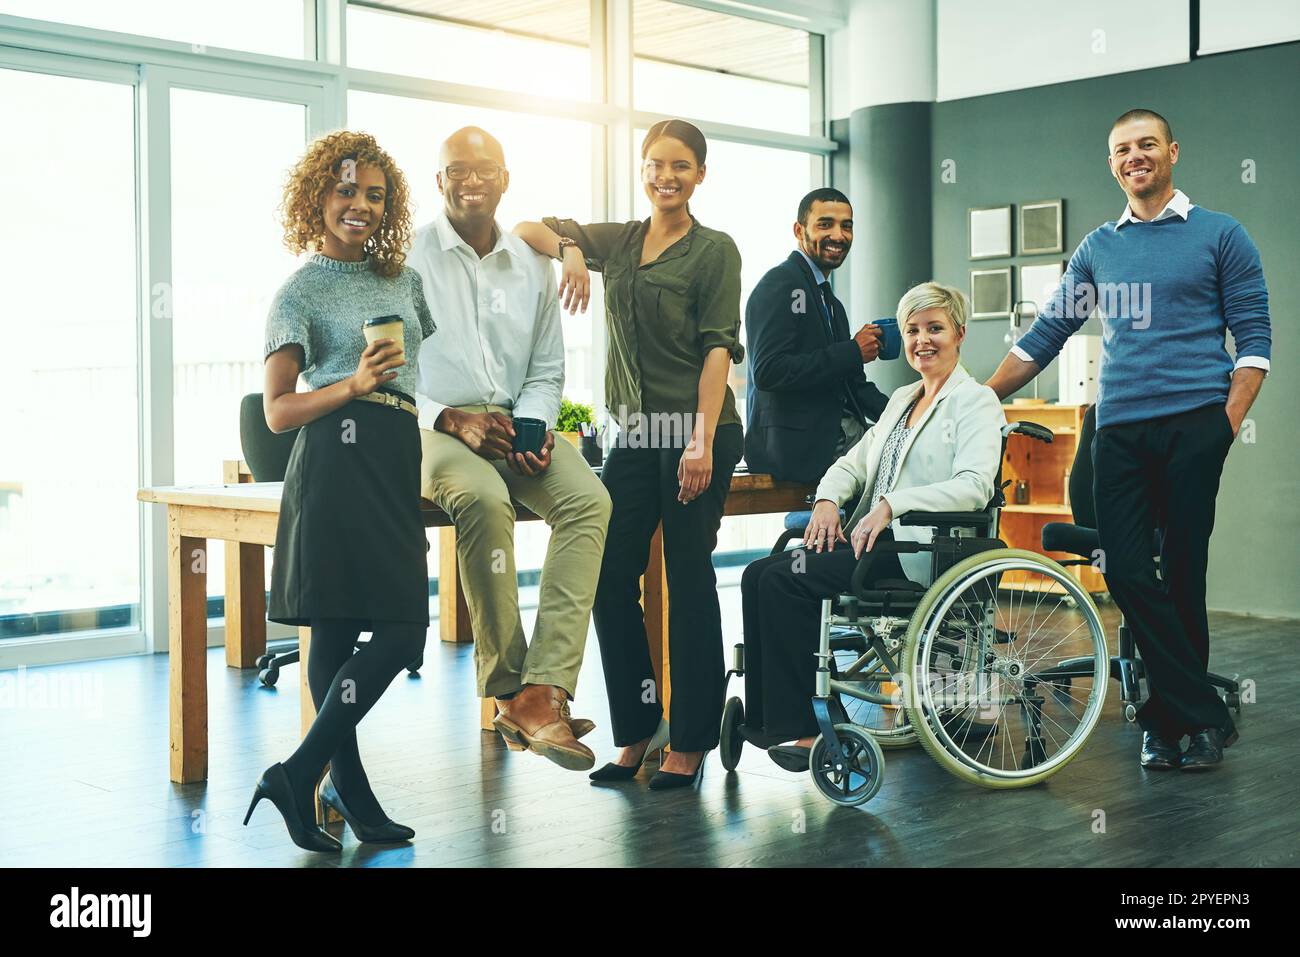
[138,470,812,784]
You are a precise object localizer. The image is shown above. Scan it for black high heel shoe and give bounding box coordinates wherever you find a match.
[243,763,341,853]
[648,750,709,790]
[318,772,414,843]
[589,718,670,782]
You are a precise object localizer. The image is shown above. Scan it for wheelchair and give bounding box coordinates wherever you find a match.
[721,421,1110,807]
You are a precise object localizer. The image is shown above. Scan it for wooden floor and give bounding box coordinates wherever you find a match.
[2,576,1296,868]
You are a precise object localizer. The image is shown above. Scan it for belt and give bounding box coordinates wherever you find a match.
[354,391,418,417]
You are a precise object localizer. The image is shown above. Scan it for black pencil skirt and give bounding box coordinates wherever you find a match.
[268,391,429,629]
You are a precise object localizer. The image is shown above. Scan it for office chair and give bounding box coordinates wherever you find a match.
[239,393,424,687]
[239,393,302,686]
[1041,404,1241,722]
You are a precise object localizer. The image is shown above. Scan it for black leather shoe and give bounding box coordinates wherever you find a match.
[319,772,414,843]
[767,745,811,773]
[1139,732,1181,770]
[590,719,669,783]
[1179,726,1239,772]
[243,763,342,853]
[648,752,709,790]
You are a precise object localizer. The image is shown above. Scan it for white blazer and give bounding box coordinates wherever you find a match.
[813,364,1005,586]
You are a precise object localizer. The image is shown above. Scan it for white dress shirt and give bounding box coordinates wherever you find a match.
[1011,189,1268,375]
[409,210,565,431]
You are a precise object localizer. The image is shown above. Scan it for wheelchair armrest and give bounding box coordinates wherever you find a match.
[850,540,927,599]
[1003,420,1054,444]
[770,527,805,556]
[897,510,994,531]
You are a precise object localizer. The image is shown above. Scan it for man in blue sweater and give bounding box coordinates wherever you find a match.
[986,109,1270,772]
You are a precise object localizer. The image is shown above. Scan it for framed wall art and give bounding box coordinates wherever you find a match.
[969,205,1012,260]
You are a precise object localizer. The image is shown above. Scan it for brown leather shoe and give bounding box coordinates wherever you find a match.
[561,700,596,739]
[496,697,595,751]
[494,685,596,771]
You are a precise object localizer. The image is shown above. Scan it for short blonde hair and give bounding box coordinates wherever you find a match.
[896,281,968,334]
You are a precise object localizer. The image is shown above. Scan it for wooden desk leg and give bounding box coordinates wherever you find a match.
[223,542,266,669]
[438,527,473,643]
[481,697,498,732]
[298,625,315,735]
[296,625,342,825]
[168,509,208,783]
[642,523,669,757]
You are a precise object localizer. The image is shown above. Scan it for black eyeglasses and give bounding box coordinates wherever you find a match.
[444,164,504,182]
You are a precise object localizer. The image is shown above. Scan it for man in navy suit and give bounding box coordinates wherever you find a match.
[744,188,889,482]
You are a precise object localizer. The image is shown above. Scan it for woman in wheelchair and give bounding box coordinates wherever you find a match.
[739,282,1004,772]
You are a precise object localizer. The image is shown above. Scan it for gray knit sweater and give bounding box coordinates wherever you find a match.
[264,254,436,396]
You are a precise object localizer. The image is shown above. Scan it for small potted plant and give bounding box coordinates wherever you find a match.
[554,398,596,450]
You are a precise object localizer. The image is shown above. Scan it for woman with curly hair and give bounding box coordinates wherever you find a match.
[242,131,435,852]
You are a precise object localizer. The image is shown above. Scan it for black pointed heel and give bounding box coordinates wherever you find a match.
[648,751,709,791]
[244,763,342,853]
[589,718,669,782]
[318,773,414,843]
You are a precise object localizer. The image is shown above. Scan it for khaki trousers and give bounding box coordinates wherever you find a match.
[421,405,611,698]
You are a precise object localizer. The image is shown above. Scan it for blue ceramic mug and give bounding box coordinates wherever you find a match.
[872,317,902,360]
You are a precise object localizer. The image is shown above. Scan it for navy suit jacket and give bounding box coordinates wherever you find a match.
[744,251,889,483]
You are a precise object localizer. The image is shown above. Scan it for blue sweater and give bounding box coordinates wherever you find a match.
[1016,205,1271,427]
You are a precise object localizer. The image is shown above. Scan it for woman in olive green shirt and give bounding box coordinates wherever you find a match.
[515,119,745,790]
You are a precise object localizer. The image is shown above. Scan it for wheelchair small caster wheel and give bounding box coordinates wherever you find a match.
[1124,703,1137,723]
[720,696,745,771]
[1225,692,1240,712]
[809,724,884,807]
[1021,736,1049,770]
[255,653,274,670]
[259,665,279,687]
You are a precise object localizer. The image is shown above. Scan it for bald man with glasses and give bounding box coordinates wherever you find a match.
[409,127,611,771]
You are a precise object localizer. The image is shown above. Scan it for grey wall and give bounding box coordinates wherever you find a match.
[928,42,1300,618]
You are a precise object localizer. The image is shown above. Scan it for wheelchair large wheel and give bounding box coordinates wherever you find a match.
[831,642,917,749]
[900,549,1107,789]
[808,724,885,807]
[720,696,745,771]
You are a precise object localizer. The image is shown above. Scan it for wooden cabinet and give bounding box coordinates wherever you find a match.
[998,400,1107,596]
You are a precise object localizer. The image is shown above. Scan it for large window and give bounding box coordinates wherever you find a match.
[633,0,812,135]
[0,0,829,655]
[0,67,138,637]
[347,1,592,100]
[169,88,308,597]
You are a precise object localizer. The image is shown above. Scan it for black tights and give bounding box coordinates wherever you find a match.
[282,618,426,826]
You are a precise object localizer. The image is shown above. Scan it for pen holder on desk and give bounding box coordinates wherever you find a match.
[581,431,603,467]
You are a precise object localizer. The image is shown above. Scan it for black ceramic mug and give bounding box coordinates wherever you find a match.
[511,417,547,457]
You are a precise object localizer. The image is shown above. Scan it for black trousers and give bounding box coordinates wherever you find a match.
[740,531,905,740]
[591,424,744,751]
[1093,402,1235,740]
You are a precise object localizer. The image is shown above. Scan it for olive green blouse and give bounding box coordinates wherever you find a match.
[543,215,744,428]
